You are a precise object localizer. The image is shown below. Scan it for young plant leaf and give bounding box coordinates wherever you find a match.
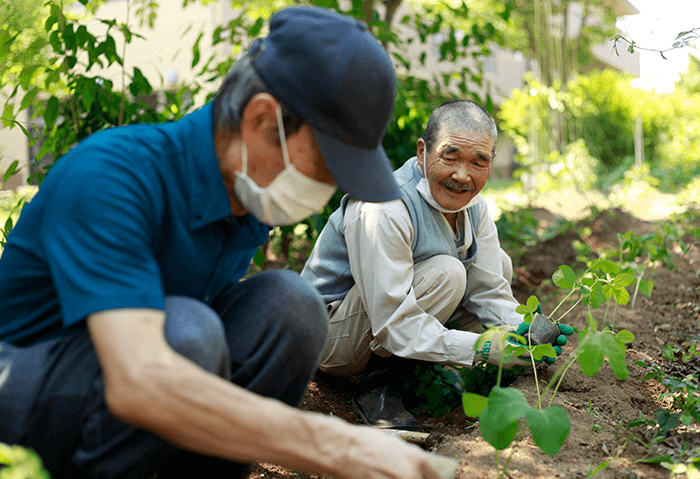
[613,286,630,305]
[480,416,519,450]
[615,330,635,344]
[479,389,529,449]
[552,265,576,289]
[597,259,620,275]
[525,406,570,455]
[578,330,630,380]
[531,344,557,361]
[462,393,488,418]
[613,273,635,288]
[639,279,654,296]
[526,295,539,312]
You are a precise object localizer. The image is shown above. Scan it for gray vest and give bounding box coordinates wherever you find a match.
[301,157,482,303]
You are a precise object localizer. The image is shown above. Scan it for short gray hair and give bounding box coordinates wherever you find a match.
[213,55,303,137]
[422,100,497,155]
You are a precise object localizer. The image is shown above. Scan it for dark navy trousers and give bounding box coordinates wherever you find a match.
[0,270,328,479]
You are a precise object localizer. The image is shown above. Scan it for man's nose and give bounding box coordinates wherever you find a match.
[452,162,470,182]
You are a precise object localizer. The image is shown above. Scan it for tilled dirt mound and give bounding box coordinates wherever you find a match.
[251,206,700,479]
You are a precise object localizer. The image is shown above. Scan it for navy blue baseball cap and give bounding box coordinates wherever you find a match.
[248,6,401,202]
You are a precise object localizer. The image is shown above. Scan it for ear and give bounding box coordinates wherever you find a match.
[239,93,278,142]
[416,138,426,171]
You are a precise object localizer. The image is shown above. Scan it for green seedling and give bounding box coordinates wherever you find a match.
[461,257,637,479]
[636,360,700,437]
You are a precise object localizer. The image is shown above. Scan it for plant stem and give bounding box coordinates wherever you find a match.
[630,268,645,311]
[547,355,579,408]
[504,426,524,472]
[548,288,577,319]
[495,449,502,479]
[601,300,611,330]
[555,297,582,324]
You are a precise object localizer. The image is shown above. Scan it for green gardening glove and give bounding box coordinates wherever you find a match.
[512,305,575,365]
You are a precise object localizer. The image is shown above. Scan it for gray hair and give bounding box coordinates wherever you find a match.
[422,100,497,155]
[213,55,303,137]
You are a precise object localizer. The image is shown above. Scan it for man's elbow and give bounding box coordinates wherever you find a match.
[102,364,161,427]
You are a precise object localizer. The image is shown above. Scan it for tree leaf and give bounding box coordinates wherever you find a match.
[3,160,19,183]
[44,95,59,127]
[525,406,570,455]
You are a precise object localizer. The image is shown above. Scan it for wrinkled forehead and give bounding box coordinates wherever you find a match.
[432,127,496,157]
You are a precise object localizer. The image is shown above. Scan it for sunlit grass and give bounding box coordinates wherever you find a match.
[481,177,695,223]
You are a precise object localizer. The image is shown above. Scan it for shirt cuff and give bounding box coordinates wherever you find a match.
[448,330,481,368]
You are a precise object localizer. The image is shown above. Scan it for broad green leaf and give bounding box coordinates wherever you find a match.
[613,286,630,305]
[552,265,576,289]
[614,273,635,288]
[602,284,614,300]
[525,406,570,455]
[480,416,518,450]
[600,333,630,380]
[480,388,528,449]
[81,80,96,111]
[515,305,529,315]
[44,96,59,127]
[577,330,605,376]
[615,330,635,344]
[484,386,530,424]
[639,279,654,296]
[462,393,488,418]
[598,259,620,275]
[578,329,629,380]
[531,344,556,361]
[20,88,39,112]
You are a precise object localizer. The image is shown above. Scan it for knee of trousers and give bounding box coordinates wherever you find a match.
[414,255,467,300]
[253,270,329,362]
[164,296,230,377]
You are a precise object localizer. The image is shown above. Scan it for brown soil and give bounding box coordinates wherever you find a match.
[251,207,700,479]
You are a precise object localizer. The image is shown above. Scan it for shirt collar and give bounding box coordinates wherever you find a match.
[175,102,233,230]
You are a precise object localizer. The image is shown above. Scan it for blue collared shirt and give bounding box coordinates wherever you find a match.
[0,103,270,345]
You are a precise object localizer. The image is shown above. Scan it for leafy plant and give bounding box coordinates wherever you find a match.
[0,443,51,479]
[636,361,700,437]
[460,257,637,478]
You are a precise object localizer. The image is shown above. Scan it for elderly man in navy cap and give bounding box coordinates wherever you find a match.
[0,7,446,479]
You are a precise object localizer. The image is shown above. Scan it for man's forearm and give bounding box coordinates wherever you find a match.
[88,310,437,479]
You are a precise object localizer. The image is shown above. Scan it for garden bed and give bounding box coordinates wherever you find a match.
[252,206,700,479]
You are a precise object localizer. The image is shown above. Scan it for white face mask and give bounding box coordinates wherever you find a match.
[233,104,337,226]
[416,152,470,214]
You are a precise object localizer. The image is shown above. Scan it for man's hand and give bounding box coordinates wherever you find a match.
[512,317,575,365]
[474,326,531,368]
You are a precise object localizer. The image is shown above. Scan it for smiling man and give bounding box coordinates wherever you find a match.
[301,100,536,431]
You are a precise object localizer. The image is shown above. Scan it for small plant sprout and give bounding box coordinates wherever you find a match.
[461,258,637,478]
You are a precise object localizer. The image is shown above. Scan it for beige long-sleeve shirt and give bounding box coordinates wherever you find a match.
[342,194,523,367]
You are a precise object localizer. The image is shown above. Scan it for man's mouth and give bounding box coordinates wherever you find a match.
[440,181,475,194]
